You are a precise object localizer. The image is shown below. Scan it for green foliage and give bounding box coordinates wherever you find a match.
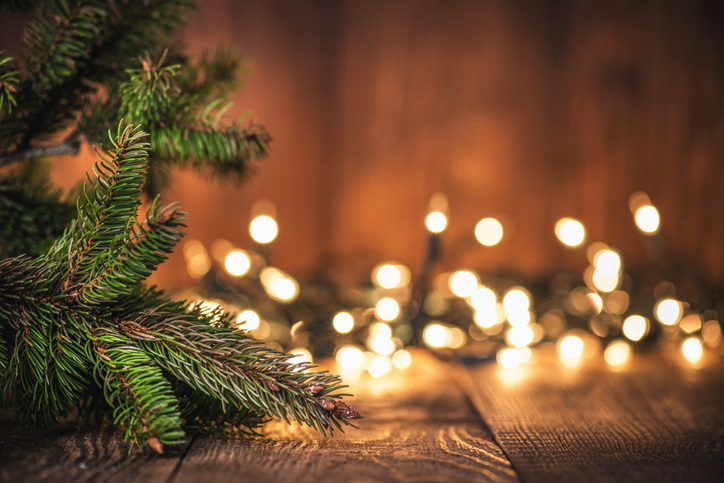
[0,124,360,453]
[0,0,269,196]
[0,160,76,258]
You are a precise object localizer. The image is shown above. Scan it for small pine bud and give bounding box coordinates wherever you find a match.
[333,401,361,420]
[304,384,325,395]
[148,436,163,454]
[318,398,335,411]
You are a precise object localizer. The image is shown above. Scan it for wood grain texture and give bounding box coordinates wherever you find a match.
[459,347,724,482]
[0,420,183,482]
[0,352,517,483]
[175,352,518,483]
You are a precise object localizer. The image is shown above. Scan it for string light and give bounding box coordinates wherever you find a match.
[336,346,365,370]
[249,215,278,244]
[654,299,682,326]
[392,349,412,370]
[333,312,354,334]
[634,205,660,234]
[425,211,447,233]
[224,249,251,276]
[475,218,504,246]
[423,324,450,348]
[622,315,648,342]
[604,339,632,367]
[555,218,586,247]
[375,297,400,321]
[235,310,260,331]
[372,263,410,289]
[681,337,703,363]
[449,270,479,297]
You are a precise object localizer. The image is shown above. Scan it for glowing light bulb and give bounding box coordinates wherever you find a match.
[604,339,632,367]
[555,218,586,247]
[702,320,721,347]
[654,299,682,326]
[392,349,412,370]
[336,346,364,369]
[622,315,648,342]
[474,308,499,329]
[375,297,400,321]
[260,267,299,302]
[594,249,621,277]
[503,288,531,313]
[449,270,479,297]
[591,269,619,293]
[424,324,450,348]
[235,310,260,331]
[506,326,534,347]
[370,322,392,338]
[332,312,354,334]
[373,263,409,289]
[681,337,703,363]
[369,334,396,356]
[635,205,660,234]
[425,211,448,233]
[471,286,496,310]
[368,356,393,378]
[497,348,521,368]
[249,215,278,244]
[224,250,251,276]
[475,218,504,246]
[559,335,584,360]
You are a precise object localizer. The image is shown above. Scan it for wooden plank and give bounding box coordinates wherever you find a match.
[0,419,182,483]
[458,346,724,482]
[175,351,519,483]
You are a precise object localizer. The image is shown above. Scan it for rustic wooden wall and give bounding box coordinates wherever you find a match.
[2,0,723,288]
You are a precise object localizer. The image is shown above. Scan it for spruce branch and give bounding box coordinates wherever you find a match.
[0,122,359,453]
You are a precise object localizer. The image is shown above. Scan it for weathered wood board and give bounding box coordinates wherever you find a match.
[459,346,724,482]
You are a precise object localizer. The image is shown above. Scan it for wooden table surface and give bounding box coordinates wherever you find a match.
[1,346,723,483]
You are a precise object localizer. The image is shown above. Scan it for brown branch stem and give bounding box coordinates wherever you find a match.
[0,132,82,168]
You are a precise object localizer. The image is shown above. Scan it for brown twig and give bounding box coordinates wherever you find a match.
[0,131,82,168]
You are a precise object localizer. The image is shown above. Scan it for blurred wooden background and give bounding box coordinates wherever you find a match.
[3,0,724,289]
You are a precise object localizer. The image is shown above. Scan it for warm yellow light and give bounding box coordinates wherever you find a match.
[448,326,467,349]
[497,348,521,368]
[702,320,721,347]
[474,308,499,329]
[392,349,412,370]
[260,267,299,302]
[558,335,584,360]
[475,218,504,246]
[634,205,660,234]
[471,286,496,310]
[681,337,703,363]
[604,339,632,367]
[368,356,393,378]
[336,346,365,369]
[332,312,354,334]
[425,211,448,233]
[235,310,260,331]
[370,322,392,338]
[654,299,682,326]
[507,310,531,327]
[288,348,313,368]
[592,269,619,293]
[424,323,450,348]
[224,250,251,276]
[587,293,603,314]
[605,290,630,314]
[555,218,586,247]
[622,315,648,341]
[369,334,396,356]
[184,240,211,279]
[375,297,400,321]
[594,249,621,277]
[249,215,278,244]
[506,326,534,347]
[449,270,479,297]
[373,263,410,289]
[503,288,531,313]
[679,313,702,334]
